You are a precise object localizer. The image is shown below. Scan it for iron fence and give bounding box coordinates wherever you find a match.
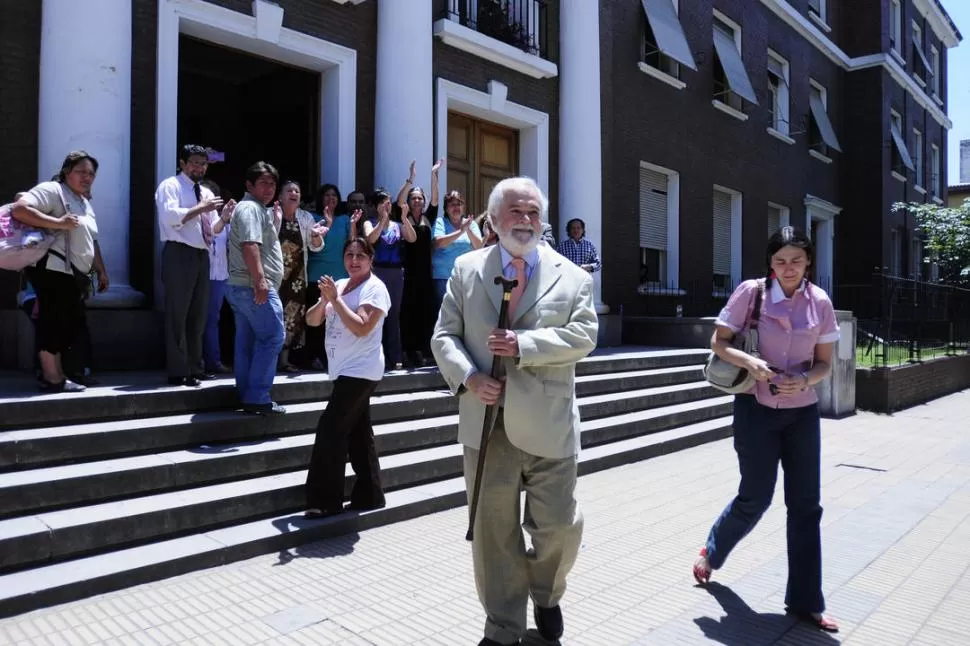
[439,0,549,58]
[835,272,970,367]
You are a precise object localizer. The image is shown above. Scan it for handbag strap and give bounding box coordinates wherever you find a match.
[55,182,76,271]
[748,279,765,329]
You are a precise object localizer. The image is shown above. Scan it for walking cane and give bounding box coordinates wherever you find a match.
[466,275,518,541]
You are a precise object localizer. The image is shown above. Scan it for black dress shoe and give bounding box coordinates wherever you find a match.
[534,604,563,641]
[192,372,216,381]
[478,639,518,646]
[242,401,286,415]
[168,376,201,387]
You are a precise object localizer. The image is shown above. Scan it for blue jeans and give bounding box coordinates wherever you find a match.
[203,279,228,371]
[225,285,285,405]
[705,395,824,613]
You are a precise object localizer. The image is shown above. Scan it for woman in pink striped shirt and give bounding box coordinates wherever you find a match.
[693,226,841,633]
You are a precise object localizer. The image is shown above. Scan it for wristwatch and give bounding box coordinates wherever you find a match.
[799,372,809,390]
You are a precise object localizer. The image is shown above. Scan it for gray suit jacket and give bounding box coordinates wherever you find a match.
[431,243,598,459]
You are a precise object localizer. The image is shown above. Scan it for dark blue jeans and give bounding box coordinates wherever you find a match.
[225,285,284,406]
[705,395,825,613]
[203,279,228,371]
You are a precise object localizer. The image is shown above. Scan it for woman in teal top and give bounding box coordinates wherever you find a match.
[431,189,482,309]
[306,184,354,370]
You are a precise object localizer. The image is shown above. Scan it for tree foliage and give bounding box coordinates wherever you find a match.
[891,197,970,286]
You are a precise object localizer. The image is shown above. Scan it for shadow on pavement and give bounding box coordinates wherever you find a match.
[271,515,360,565]
[694,582,840,646]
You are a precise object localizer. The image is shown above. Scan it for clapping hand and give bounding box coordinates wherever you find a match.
[349,209,363,228]
[460,215,473,232]
[322,204,334,228]
[431,158,444,176]
[377,200,391,223]
[408,160,417,184]
[220,199,237,222]
[319,275,338,303]
[272,201,282,225]
[311,221,330,238]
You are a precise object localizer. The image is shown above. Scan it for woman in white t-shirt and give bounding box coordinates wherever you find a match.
[303,237,391,518]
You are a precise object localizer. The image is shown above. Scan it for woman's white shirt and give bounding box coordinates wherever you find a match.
[324,274,390,382]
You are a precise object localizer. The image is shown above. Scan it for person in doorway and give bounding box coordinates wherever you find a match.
[306,184,344,371]
[276,180,326,372]
[202,179,233,375]
[397,160,441,369]
[304,237,390,518]
[431,177,598,646]
[155,144,234,387]
[431,190,482,310]
[363,188,416,371]
[226,161,287,415]
[556,218,601,274]
[12,151,109,392]
[693,226,841,633]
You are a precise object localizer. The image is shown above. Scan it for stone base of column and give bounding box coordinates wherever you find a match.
[86,284,147,309]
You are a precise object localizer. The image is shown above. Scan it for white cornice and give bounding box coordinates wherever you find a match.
[759,0,954,129]
[913,0,961,48]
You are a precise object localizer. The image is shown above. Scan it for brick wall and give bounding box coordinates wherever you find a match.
[856,355,970,412]
[0,0,41,306]
[600,0,842,315]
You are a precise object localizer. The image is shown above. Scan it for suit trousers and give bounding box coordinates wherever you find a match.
[462,412,583,645]
[162,241,210,378]
[704,394,824,613]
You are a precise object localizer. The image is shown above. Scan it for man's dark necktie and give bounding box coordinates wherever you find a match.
[194,182,213,246]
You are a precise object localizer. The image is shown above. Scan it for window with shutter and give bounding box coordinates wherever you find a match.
[713,189,733,287]
[639,166,668,284]
[767,205,781,237]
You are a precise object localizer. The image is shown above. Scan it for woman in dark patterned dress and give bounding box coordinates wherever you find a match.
[277,180,326,372]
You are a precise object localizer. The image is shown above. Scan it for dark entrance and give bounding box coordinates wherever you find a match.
[177,36,320,202]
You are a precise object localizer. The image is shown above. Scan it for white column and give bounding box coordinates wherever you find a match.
[559,0,608,313]
[374,0,433,191]
[38,0,144,307]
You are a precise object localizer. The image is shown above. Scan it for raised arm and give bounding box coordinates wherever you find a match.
[396,160,417,207]
[430,158,443,206]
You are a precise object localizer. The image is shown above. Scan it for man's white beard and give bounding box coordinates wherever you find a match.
[496,225,539,257]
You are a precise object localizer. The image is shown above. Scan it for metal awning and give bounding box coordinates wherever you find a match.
[641,0,697,70]
[890,121,916,171]
[808,93,842,153]
[712,26,757,104]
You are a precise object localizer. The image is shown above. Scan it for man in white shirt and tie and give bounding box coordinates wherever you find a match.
[432,177,598,646]
[155,145,234,386]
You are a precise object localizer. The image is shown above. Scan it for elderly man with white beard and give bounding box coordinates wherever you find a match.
[432,177,598,645]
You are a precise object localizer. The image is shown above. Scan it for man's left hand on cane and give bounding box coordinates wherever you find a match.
[488,328,519,357]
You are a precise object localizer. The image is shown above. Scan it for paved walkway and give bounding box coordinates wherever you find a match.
[3,391,970,646]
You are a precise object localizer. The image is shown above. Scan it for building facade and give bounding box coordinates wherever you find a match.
[0,0,962,366]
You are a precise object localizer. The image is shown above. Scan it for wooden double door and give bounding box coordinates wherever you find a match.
[446,112,519,215]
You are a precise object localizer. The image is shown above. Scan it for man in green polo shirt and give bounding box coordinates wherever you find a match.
[226,161,286,415]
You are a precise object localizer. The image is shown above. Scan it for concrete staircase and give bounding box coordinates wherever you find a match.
[0,347,732,618]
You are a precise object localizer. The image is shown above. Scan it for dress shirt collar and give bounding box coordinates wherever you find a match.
[498,243,539,271]
[770,278,807,303]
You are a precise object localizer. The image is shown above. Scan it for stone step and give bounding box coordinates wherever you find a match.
[0,348,711,430]
[0,397,732,574]
[0,415,733,619]
[0,383,724,516]
[0,364,706,470]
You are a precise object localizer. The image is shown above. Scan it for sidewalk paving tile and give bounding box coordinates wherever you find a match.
[4,389,970,644]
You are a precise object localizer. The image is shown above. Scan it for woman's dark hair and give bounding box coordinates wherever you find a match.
[245,161,279,185]
[281,179,301,192]
[566,218,585,236]
[56,150,99,183]
[370,188,391,205]
[343,236,375,258]
[407,186,427,204]
[443,190,464,209]
[315,183,341,215]
[765,226,814,290]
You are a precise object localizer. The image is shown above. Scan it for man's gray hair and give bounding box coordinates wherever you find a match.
[485,176,549,223]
